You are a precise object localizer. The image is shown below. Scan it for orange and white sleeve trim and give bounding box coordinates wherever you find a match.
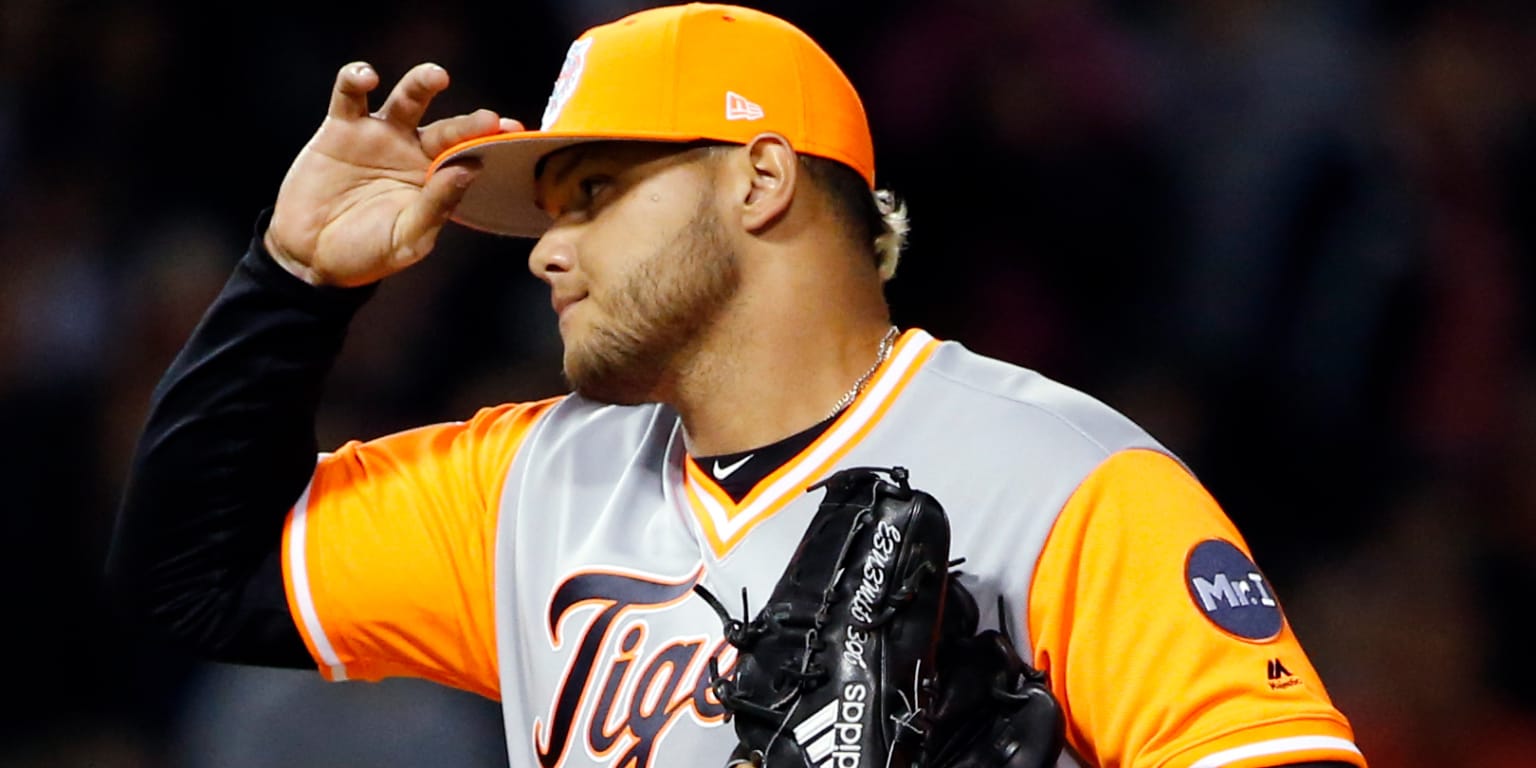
[1188,734,1364,767]
[281,398,558,698]
[285,480,346,681]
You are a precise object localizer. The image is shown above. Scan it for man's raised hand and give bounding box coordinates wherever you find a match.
[265,62,521,287]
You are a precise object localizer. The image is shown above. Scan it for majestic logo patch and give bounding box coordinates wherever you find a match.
[541,38,593,130]
[725,91,765,121]
[1266,657,1300,690]
[1184,539,1283,641]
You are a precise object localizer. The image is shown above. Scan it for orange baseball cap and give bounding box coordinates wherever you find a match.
[427,2,874,238]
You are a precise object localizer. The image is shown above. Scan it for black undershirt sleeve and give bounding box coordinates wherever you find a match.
[106,212,376,668]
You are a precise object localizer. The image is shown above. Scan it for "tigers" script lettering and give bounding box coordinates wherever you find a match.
[533,569,735,768]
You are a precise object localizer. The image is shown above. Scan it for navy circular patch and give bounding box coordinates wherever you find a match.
[1184,539,1284,641]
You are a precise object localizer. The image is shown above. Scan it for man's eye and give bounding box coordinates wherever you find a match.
[579,177,610,201]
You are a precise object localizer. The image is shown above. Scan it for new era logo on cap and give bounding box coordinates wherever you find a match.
[725,90,764,121]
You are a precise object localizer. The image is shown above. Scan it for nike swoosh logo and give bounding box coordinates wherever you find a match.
[712,454,753,480]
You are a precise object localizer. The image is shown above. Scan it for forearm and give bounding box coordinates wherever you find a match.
[106,212,376,665]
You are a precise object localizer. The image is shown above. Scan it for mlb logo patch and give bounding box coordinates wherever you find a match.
[725,91,765,121]
[542,38,593,130]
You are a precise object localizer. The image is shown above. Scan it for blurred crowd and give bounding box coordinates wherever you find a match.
[2,0,1535,765]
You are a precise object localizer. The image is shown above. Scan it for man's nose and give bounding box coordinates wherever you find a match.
[528,230,575,283]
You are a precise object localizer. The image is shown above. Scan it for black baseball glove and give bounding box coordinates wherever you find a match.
[922,576,1066,768]
[694,466,1064,768]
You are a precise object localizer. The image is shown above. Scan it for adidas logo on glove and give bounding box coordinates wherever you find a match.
[793,683,871,767]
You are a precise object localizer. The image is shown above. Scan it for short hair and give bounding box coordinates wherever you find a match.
[798,155,909,281]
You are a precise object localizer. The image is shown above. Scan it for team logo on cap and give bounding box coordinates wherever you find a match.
[541,38,593,130]
[725,91,765,121]
[1184,538,1284,641]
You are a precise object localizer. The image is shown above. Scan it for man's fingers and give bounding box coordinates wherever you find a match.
[392,163,479,267]
[420,111,524,158]
[376,62,451,129]
[328,62,379,119]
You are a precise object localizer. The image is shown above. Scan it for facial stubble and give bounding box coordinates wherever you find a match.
[563,200,740,404]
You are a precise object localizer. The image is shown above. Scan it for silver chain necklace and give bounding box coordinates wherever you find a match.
[823,326,900,421]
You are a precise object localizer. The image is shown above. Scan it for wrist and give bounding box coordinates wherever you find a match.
[262,230,326,287]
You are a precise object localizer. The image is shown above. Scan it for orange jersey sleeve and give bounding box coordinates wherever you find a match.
[281,398,559,699]
[1028,449,1365,768]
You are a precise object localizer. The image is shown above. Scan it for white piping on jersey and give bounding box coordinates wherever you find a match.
[688,330,933,552]
[287,478,348,681]
[1188,735,1361,767]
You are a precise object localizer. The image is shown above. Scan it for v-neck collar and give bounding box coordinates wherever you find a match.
[681,328,940,560]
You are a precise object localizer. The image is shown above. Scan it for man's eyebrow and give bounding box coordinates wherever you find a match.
[537,145,595,190]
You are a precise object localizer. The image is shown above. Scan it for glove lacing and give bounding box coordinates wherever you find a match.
[693,467,936,755]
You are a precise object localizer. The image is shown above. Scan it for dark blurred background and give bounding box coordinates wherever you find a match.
[3,0,1535,765]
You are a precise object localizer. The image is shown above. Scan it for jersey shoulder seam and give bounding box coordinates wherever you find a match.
[919,363,1125,460]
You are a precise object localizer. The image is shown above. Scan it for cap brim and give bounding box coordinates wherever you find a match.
[428,130,706,238]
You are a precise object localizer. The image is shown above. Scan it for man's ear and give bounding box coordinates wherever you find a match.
[735,133,799,233]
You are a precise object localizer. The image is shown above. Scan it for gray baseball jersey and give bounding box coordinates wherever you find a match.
[281,329,1364,767]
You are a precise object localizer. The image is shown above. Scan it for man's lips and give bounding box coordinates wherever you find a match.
[551,292,587,317]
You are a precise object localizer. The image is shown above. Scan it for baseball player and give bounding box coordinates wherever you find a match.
[109,4,1367,767]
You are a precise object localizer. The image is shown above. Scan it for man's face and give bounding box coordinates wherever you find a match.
[529,142,740,404]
